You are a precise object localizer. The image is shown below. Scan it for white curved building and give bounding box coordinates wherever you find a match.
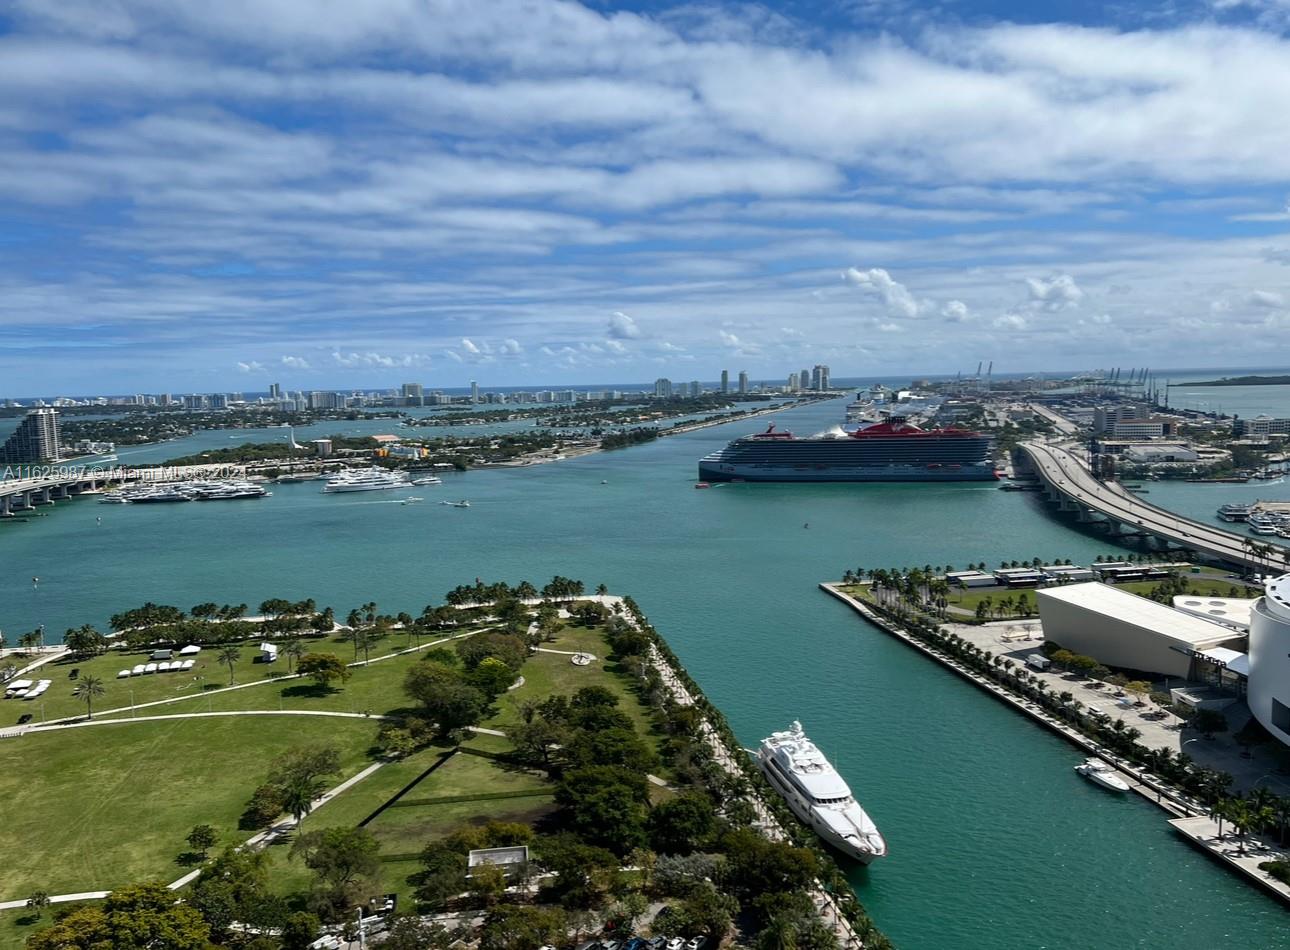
[1249,573,1290,747]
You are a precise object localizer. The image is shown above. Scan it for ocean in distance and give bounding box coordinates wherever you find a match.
[1,399,1288,947]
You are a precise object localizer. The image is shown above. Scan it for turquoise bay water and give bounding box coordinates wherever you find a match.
[1,400,1287,947]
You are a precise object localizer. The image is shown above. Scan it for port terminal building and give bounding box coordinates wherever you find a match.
[1036,582,1245,680]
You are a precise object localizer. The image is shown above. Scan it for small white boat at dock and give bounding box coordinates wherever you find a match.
[1074,757,1130,793]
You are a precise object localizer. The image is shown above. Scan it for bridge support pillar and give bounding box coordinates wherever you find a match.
[36,487,53,505]
[0,495,10,517]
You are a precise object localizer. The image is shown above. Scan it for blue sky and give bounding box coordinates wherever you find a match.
[4,0,1290,394]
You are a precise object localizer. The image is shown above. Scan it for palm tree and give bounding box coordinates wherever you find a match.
[281,639,305,675]
[73,675,105,720]
[218,645,241,685]
[281,776,320,825]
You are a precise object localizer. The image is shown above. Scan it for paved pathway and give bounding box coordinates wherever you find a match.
[0,630,482,738]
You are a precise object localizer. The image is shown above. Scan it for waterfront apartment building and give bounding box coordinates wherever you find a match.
[1093,403,1152,433]
[470,381,480,403]
[269,382,282,400]
[654,377,673,398]
[1234,415,1290,438]
[721,370,729,393]
[0,407,61,463]
[738,371,749,394]
[799,369,810,391]
[812,364,831,391]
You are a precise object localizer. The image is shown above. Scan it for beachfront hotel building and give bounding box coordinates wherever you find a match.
[1249,574,1290,748]
[0,407,61,463]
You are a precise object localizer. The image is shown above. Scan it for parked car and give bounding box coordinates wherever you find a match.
[16,713,32,725]
[666,940,685,950]
[685,938,709,950]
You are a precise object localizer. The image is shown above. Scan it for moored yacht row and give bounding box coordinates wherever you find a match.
[100,479,270,504]
[1217,503,1290,538]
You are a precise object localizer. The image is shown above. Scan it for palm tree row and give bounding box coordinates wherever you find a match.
[859,595,1249,815]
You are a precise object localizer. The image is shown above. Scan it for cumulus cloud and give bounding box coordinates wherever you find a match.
[718,330,741,347]
[330,351,429,368]
[941,300,969,322]
[280,355,310,369]
[1247,289,1286,308]
[499,338,522,354]
[461,337,482,354]
[236,360,265,373]
[1026,275,1084,311]
[607,311,641,339]
[843,267,920,318]
[994,313,1028,330]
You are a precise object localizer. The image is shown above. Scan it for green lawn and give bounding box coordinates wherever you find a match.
[363,750,553,852]
[485,624,655,739]
[0,716,380,898]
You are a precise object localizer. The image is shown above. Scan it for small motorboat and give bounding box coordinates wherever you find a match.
[440,500,470,508]
[400,496,424,505]
[694,482,710,489]
[412,476,442,486]
[1074,757,1130,793]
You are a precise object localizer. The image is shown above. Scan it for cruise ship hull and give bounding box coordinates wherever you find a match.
[698,461,997,482]
[699,419,997,483]
[757,757,884,864]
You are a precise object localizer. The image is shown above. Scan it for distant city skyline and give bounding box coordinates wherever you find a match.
[4,2,1290,391]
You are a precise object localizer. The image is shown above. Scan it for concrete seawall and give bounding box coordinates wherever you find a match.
[819,582,1290,907]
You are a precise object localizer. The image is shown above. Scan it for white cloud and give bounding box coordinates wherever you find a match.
[461,337,482,354]
[1247,289,1286,308]
[280,355,310,369]
[993,313,1028,330]
[607,311,641,339]
[843,267,920,318]
[236,360,265,373]
[940,299,969,322]
[718,330,741,347]
[1025,274,1084,311]
[1090,313,1113,324]
[330,350,429,368]
[499,338,522,354]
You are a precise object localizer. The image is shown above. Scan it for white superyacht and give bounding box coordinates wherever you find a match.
[321,469,411,493]
[758,720,887,863]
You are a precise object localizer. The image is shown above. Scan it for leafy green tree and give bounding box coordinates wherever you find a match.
[566,727,657,773]
[414,843,467,907]
[648,793,717,856]
[280,912,322,950]
[468,656,518,698]
[290,827,382,918]
[403,661,486,735]
[186,824,217,859]
[72,675,105,720]
[555,765,650,854]
[478,905,568,950]
[190,847,285,938]
[27,883,211,950]
[381,915,456,950]
[298,652,349,690]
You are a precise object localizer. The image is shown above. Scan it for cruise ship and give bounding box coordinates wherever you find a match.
[321,469,411,493]
[698,418,997,482]
[758,721,887,863]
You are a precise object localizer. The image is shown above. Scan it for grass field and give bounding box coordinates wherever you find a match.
[1,628,461,728]
[0,716,380,898]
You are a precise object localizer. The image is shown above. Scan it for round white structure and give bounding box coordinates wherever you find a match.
[1248,573,1290,747]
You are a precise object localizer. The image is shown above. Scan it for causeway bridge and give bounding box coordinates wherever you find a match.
[0,464,246,518]
[1019,440,1288,575]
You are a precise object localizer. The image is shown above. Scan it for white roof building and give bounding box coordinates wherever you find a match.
[1037,582,1243,678]
[1171,596,1257,632]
